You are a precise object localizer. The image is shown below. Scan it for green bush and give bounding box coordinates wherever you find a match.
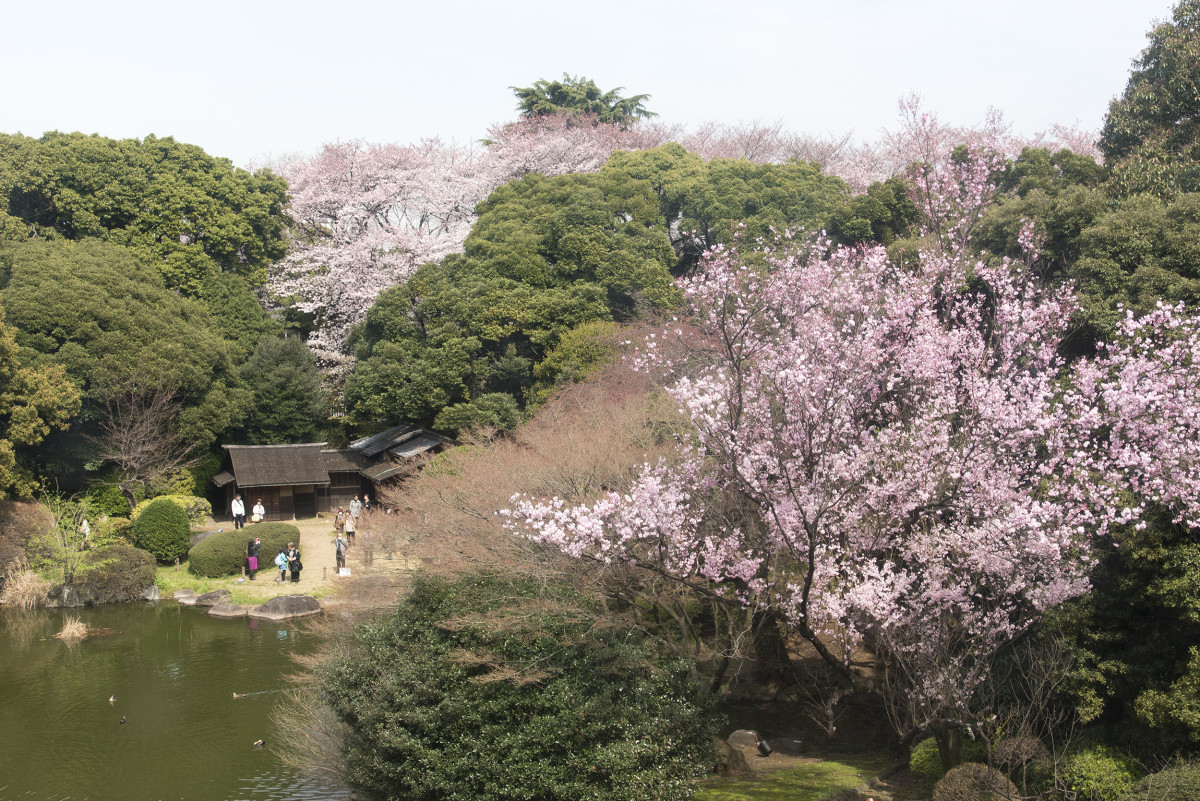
[74,544,156,603]
[911,735,989,784]
[131,495,211,527]
[1061,745,1140,801]
[130,499,190,562]
[85,484,131,517]
[318,573,720,801]
[187,522,299,578]
[434,393,521,435]
[99,517,131,540]
[933,763,1019,801]
[1128,761,1200,801]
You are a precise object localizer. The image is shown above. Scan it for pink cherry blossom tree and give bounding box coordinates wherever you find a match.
[507,150,1178,756]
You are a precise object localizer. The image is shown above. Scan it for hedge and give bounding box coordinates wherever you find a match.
[187,522,299,578]
[131,498,191,562]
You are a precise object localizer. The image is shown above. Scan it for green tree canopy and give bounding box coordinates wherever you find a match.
[511,74,655,128]
[1101,1,1200,199]
[345,168,679,428]
[0,131,289,294]
[0,299,78,497]
[1045,509,1200,757]
[602,144,849,268]
[0,238,251,459]
[237,336,327,444]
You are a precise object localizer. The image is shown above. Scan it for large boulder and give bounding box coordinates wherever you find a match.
[713,735,751,776]
[249,594,321,620]
[44,584,88,608]
[208,603,248,618]
[191,589,231,607]
[727,729,762,749]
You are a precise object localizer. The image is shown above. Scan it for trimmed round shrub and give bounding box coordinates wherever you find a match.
[933,763,1020,801]
[994,735,1049,772]
[911,735,989,784]
[187,522,299,578]
[130,498,190,562]
[74,544,156,603]
[131,494,212,527]
[1130,761,1200,801]
[1061,745,1139,801]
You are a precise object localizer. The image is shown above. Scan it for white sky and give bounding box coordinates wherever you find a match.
[1,0,1178,169]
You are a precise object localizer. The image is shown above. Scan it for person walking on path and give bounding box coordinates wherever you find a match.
[231,495,246,529]
[335,532,348,570]
[246,537,260,580]
[344,511,356,545]
[334,508,346,535]
[274,547,288,582]
[349,495,362,523]
[286,542,302,583]
[252,499,266,523]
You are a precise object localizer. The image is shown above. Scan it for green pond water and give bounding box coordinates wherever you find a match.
[0,603,347,801]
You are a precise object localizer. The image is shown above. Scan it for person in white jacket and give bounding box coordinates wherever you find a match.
[231,495,246,529]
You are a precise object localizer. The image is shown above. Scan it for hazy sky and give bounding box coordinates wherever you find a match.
[1,0,1178,168]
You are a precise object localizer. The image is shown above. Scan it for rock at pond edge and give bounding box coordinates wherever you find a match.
[248,594,322,620]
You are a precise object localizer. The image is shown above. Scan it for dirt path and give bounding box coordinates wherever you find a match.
[211,514,412,599]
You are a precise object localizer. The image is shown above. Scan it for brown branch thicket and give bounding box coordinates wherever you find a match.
[375,350,681,587]
[88,379,197,509]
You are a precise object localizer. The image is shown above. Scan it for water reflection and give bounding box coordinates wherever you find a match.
[0,604,347,801]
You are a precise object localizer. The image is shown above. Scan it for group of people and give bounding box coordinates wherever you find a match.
[332,494,369,571]
[239,493,374,583]
[245,536,303,582]
[230,495,266,529]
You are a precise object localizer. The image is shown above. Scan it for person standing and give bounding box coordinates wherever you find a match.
[231,494,246,529]
[363,493,371,512]
[349,495,362,523]
[334,508,345,535]
[246,537,260,580]
[286,542,302,583]
[252,499,266,523]
[274,547,288,582]
[335,532,348,570]
[344,510,356,544]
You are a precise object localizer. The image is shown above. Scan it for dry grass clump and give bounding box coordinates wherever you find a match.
[54,615,89,640]
[0,557,50,609]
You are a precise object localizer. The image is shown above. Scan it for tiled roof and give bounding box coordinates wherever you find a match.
[349,424,421,457]
[225,444,331,487]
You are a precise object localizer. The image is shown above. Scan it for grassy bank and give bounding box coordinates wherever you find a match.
[154,562,332,605]
[696,756,884,801]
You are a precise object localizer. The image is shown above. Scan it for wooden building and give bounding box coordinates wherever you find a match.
[212,425,450,520]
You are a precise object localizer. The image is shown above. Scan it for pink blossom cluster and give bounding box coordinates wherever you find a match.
[1069,303,1200,530]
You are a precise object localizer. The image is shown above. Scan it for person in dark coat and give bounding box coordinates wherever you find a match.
[246,537,260,580]
[286,542,301,583]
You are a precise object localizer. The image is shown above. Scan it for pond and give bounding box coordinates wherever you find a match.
[0,603,346,801]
